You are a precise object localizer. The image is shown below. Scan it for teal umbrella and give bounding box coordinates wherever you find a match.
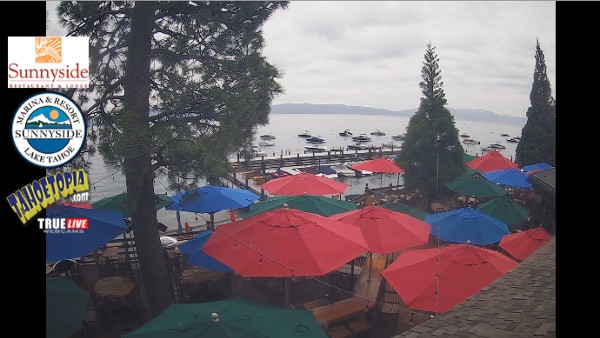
[444,173,506,198]
[246,194,357,217]
[477,197,529,225]
[380,201,429,220]
[92,192,174,218]
[47,277,90,338]
[122,297,328,338]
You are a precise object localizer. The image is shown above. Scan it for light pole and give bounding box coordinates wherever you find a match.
[435,134,440,203]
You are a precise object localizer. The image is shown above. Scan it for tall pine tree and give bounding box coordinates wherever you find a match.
[516,39,556,167]
[398,43,465,210]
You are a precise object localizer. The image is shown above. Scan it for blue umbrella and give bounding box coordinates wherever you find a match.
[46,205,127,262]
[426,208,509,245]
[167,185,260,230]
[520,162,554,174]
[483,168,532,188]
[178,231,232,272]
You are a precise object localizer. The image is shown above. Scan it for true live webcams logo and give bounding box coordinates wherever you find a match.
[12,92,86,168]
[38,218,88,234]
[7,36,89,89]
[6,169,90,226]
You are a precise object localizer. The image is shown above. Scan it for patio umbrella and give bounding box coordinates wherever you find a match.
[499,227,552,261]
[382,243,517,313]
[381,201,430,221]
[259,172,349,196]
[425,207,509,245]
[521,162,554,174]
[167,185,260,230]
[350,157,404,187]
[122,297,328,338]
[483,168,533,188]
[477,197,529,225]
[465,150,519,173]
[46,277,90,338]
[91,192,174,218]
[245,194,357,218]
[55,201,94,209]
[444,173,506,198]
[462,152,477,163]
[329,206,431,255]
[178,231,232,272]
[46,205,128,262]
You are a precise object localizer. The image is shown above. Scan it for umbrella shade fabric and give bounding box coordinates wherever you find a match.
[477,197,529,225]
[426,208,509,245]
[483,168,533,188]
[329,206,431,254]
[46,277,90,338]
[462,152,477,163]
[245,194,357,218]
[521,162,554,174]
[167,185,259,214]
[122,297,328,338]
[55,201,94,209]
[178,231,232,272]
[203,208,368,277]
[381,202,430,221]
[465,150,519,173]
[350,157,404,173]
[499,227,552,261]
[259,172,349,196]
[444,173,506,198]
[46,205,127,262]
[92,192,173,218]
[382,244,517,313]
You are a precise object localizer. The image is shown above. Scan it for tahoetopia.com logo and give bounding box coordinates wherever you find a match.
[12,91,86,168]
[38,218,88,234]
[6,169,89,225]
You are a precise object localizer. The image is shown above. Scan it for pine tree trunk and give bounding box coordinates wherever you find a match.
[123,1,174,316]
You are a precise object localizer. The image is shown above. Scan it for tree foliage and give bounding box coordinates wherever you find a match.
[398,43,465,208]
[56,1,287,314]
[516,39,556,167]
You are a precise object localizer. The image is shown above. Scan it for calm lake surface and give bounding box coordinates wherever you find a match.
[85,113,525,231]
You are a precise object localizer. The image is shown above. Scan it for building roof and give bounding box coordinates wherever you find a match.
[528,168,556,196]
[395,236,556,337]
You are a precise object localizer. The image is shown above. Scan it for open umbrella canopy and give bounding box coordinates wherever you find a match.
[245,194,357,218]
[167,185,259,214]
[92,192,173,218]
[520,162,554,174]
[178,231,232,272]
[46,205,128,262]
[462,152,477,163]
[499,227,552,261]
[259,172,349,196]
[465,150,519,173]
[483,168,533,188]
[477,197,529,225]
[381,201,430,221]
[47,277,90,338]
[426,207,509,245]
[382,243,517,313]
[122,297,328,338]
[203,208,368,277]
[329,206,431,254]
[444,173,506,198]
[350,157,404,173]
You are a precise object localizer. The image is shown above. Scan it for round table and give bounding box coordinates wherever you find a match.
[181,266,225,285]
[94,276,135,297]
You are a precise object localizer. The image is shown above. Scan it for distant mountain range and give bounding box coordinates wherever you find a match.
[271,103,526,126]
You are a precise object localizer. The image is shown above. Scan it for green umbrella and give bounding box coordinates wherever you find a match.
[444,173,506,198]
[245,194,357,218]
[92,192,174,218]
[477,197,530,225]
[122,297,328,338]
[380,201,430,220]
[462,152,477,163]
[47,277,90,338]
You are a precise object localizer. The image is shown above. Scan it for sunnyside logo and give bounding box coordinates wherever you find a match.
[7,36,89,88]
[12,92,86,168]
[6,169,90,225]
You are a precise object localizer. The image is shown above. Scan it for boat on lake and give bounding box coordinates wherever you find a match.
[339,129,353,136]
[260,134,276,140]
[352,134,372,142]
[391,134,405,141]
[460,133,470,138]
[306,136,325,144]
[462,138,479,145]
[304,145,328,153]
[370,130,386,136]
[297,130,312,138]
[489,143,506,150]
[258,140,275,146]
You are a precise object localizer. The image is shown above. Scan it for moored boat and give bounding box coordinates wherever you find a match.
[297,130,312,138]
[260,134,276,140]
[370,130,386,136]
[462,138,479,145]
[304,145,328,153]
[339,129,353,136]
[489,143,506,149]
[352,134,372,142]
[460,133,470,138]
[391,134,405,141]
[306,136,325,144]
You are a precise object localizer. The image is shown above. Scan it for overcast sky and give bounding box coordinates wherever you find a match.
[46,1,556,118]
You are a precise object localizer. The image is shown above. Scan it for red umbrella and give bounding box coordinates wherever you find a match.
[499,227,552,261]
[259,172,349,196]
[350,157,404,174]
[382,243,518,313]
[203,208,368,277]
[329,205,430,254]
[55,201,94,209]
[465,150,519,173]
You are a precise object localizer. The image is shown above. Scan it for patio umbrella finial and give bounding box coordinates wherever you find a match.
[211,312,219,323]
[283,203,289,209]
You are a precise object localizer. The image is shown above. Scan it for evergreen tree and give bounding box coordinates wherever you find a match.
[516,39,556,167]
[398,43,465,210]
[57,1,287,315]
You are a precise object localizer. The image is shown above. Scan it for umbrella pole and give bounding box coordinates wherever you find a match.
[176,210,183,233]
[284,277,290,308]
[368,252,373,283]
[210,213,215,231]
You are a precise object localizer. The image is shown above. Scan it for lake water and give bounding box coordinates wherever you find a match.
[85,113,525,231]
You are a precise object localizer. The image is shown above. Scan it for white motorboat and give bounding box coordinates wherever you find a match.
[370,130,386,136]
[304,145,328,153]
[333,163,357,177]
[258,140,275,146]
[260,134,276,140]
[306,136,325,144]
[462,138,479,145]
[339,129,353,136]
[352,134,372,142]
[391,134,405,141]
[489,143,506,149]
[297,130,312,138]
